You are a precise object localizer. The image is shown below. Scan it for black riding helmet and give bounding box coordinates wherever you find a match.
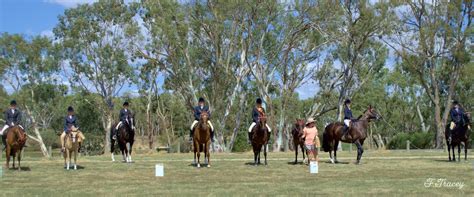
[452,100,459,105]
[123,102,130,107]
[256,98,263,104]
[198,97,205,103]
[10,100,17,106]
[344,99,351,105]
[67,106,74,112]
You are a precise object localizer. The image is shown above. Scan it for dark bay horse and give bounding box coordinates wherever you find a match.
[5,126,27,170]
[445,113,471,162]
[193,111,211,168]
[291,119,306,164]
[111,114,135,163]
[251,113,269,166]
[322,106,381,164]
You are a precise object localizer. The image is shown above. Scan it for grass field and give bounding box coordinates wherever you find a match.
[0,149,473,196]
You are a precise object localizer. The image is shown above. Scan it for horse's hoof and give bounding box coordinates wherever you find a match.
[265,162,268,166]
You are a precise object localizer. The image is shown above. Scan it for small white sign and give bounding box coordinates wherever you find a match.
[310,161,318,174]
[155,164,164,177]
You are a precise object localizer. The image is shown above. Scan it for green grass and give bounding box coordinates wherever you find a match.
[0,150,473,196]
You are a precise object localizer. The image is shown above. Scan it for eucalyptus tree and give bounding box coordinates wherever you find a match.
[0,33,61,157]
[54,1,140,149]
[384,0,472,148]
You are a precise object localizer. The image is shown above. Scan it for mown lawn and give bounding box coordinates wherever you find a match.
[0,150,473,196]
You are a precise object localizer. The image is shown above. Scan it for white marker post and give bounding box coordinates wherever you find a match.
[310,161,318,174]
[155,163,164,177]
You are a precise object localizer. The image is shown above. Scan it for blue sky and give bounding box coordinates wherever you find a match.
[0,0,74,36]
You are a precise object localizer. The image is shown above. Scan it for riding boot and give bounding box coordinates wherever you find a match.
[211,131,215,142]
[2,135,6,151]
[189,129,194,142]
[341,125,348,141]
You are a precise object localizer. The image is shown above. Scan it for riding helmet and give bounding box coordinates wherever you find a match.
[10,100,17,106]
[256,98,263,104]
[198,97,205,103]
[452,100,459,105]
[123,101,130,106]
[344,99,351,104]
[67,106,74,112]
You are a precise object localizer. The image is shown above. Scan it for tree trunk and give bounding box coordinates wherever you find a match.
[104,110,113,152]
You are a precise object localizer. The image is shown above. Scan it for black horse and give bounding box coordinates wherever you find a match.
[445,113,471,162]
[111,114,135,163]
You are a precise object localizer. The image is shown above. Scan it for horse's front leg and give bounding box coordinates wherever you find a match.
[74,148,77,170]
[458,144,461,162]
[110,140,116,162]
[17,150,22,171]
[452,145,456,162]
[195,142,201,168]
[334,140,339,163]
[447,142,452,161]
[206,141,211,168]
[301,145,306,163]
[66,150,71,170]
[465,142,468,161]
[355,140,364,165]
[294,142,298,164]
[264,144,267,165]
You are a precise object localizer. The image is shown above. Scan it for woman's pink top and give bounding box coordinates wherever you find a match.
[303,126,318,146]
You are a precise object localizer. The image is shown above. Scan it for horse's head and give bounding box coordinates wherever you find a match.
[70,131,78,143]
[258,115,267,129]
[295,119,305,130]
[200,111,209,122]
[363,105,382,121]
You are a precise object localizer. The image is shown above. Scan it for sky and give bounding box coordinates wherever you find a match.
[0,0,320,100]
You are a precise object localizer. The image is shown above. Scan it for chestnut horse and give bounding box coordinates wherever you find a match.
[322,106,381,164]
[63,130,85,170]
[445,113,471,161]
[291,119,306,164]
[193,111,211,168]
[251,112,269,166]
[111,113,135,163]
[5,126,27,170]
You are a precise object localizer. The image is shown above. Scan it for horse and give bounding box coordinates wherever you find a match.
[5,126,27,170]
[445,113,471,162]
[251,113,270,166]
[193,111,211,168]
[291,119,306,164]
[322,106,381,165]
[63,130,85,170]
[111,113,135,163]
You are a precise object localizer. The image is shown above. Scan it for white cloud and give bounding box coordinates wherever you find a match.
[40,29,54,38]
[43,0,97,8]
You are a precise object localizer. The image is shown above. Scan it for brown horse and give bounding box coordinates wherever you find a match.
[111,113,135,163]
[5,126,27,170]
[291,119,306,164]
[251,113,269,166]
[322,106,381,164]
[63,130,85,170]
[445,113,471,162]
[193,111,211,168]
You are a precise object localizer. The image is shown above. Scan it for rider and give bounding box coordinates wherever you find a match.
[61,106,79,152]
[113,102,134,140]
[189,97,215,142]
[248,98,272,144]
[342,99,353,137]
[448,100,466,142]
[1,100,23,150]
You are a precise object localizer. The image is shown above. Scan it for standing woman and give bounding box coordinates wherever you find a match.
[303,118,319,163]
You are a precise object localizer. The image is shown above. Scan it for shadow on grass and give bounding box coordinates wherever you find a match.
[323,161,350,164]
[244,162,268,166]
[287,161,305,165]
[7,166,31,171]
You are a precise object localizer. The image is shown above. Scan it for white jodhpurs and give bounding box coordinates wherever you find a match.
[248,122,272,133]
[191,120,214,131]
[344,119,351,127]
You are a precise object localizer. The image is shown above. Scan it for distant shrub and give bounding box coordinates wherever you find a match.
[388,132,434,149]
[232,131,252,152]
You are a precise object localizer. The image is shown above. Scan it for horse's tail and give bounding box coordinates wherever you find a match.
[322,124,332,152]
